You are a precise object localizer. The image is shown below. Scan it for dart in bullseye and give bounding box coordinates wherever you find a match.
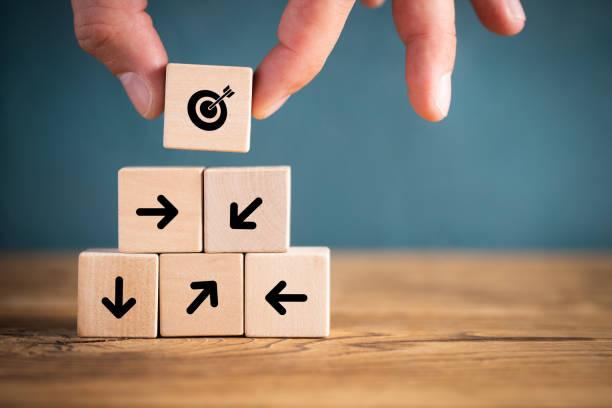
[187,84,235,131]
[207,85,235,111]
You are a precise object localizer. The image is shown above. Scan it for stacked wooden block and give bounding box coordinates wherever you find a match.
[77,64,330,338]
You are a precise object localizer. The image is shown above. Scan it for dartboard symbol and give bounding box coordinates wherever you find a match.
[187,85,235,131]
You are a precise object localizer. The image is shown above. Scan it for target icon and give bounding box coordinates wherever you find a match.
[187,85,235,131]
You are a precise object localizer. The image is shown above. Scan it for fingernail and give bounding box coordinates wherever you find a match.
[259,95,290,119]
[435,72,452,119]
[118,72,152,118]
[505,0,526,21]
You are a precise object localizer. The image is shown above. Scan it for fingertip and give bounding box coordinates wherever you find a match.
[472,0,526,37]
[252,88,291,120]
[118,72,151,118]
[392,0,456,123]
[118,68,165,120]
[407,71,452,123]
[502,4,526,36]
[408,96,449,123]
[251,60,284,120]
[253,0,354,120]
[252,43,310,121]
[434,71,452,120]
[484,17,525,37]
[251,110,265,121]
[145,63,167,119]
[361,0,385,9]
[252,95,290,120]
[505,0,526,25]
[72,0,168,119]
[505,20,526,37]
[251,102,268,121]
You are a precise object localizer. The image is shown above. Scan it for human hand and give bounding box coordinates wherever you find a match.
[71,0,525,122]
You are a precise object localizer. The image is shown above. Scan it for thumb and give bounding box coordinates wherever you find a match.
[71,0,167,119]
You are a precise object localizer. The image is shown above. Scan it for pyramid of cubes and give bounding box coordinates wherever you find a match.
[77,64,330,338]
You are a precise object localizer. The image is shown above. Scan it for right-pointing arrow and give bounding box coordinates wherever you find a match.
[265,281,307,315]
[230,197,263,229]
[136,194,178,230]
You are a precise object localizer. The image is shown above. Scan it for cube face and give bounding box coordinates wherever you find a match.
[118,167,204,253]
[245,248,330,338]
[204,166,291,253]
[160,254,244,337]
[163,63,252,153]
[77,250,158,338]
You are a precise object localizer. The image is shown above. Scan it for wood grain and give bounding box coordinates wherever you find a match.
[1,251,611,407]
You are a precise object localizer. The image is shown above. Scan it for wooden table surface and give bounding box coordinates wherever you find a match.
[1,252,611,407]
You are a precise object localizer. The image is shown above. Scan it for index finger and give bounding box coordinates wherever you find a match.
[393,0,457,121]
[252,0,355,120]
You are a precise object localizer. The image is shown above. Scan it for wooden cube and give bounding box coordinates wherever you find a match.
[78,249,158,338]
[159,253,244,337]
[204,166,290,253]
[163,63,252,153]
[118,167,204,253]
[245,247,330,338]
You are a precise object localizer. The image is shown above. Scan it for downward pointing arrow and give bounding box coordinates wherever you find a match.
[136,195,178,229]
[230,197,263,229]
[186,281,218,314]
[265,281,307,315]
[101,276,136,319]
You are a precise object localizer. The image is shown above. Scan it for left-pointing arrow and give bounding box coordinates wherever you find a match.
[101,276,136,319]
[136,194,178,229]
[265,281,307,316]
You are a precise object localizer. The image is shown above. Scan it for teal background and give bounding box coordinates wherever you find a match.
[1,1,611,249]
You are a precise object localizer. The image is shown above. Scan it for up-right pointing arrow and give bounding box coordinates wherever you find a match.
[186,281,218,314]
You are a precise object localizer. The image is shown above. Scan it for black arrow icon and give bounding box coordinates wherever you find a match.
[136,194,178,229]
[101,276,136,319]
[265,281,307,315]
[186,281,219,314]
[230,197,263,230]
